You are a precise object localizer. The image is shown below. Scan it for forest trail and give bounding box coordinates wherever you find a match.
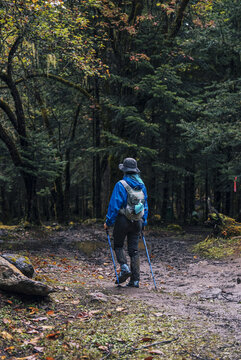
[77,226,241,342]
[48,225,241,356]
[1,225,241,359]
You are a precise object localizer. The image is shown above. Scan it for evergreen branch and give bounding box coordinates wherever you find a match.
[125,116,159,135]
[102,131,157,156]
[153,162,192,176]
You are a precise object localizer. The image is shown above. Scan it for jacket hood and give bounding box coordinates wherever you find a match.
[123,175,144,190]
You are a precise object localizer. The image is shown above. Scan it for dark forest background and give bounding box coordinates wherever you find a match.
[0,0,241,225]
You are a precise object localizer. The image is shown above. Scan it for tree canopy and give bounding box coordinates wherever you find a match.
[0,0,240,224]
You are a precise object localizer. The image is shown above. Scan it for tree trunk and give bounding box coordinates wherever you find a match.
[93,77,102,219]
[23,174,40,225]
[225,190,231,216]
[54,177,65,224]
[64,103,81,221]
[161,173,169,221]
[0,185,9,223]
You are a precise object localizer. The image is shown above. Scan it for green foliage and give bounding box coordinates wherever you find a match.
[1,0,241,224]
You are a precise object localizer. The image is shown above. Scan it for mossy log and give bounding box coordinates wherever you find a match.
[0,256,55,296]
[206,212,241,238]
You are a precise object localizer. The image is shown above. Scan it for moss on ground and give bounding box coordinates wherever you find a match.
[193,236,241,259]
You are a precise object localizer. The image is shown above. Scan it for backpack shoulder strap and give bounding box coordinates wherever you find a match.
[120,180,132,193]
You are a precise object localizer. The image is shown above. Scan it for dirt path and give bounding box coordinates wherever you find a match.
[1,225,241,359]
[48,225,241,354]
[76,226,241,341]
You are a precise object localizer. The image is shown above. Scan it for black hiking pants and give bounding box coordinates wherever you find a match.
[113,214,142,256]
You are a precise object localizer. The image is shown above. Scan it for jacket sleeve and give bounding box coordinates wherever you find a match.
[106,182,127,226]
[142,186,148,226]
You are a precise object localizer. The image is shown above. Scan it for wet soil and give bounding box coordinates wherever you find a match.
[47,225,241,346]
[1,224,241,359]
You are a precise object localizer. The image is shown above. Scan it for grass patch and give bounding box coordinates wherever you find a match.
[0,290,237,360]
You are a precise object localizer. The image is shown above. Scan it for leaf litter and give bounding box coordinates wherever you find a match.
[0,224,240,359]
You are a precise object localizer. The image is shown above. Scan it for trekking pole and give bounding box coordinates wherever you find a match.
[106,230,120,285]
[141,231,157,291]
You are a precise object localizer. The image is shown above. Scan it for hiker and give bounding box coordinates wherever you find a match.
[104,158,148,288]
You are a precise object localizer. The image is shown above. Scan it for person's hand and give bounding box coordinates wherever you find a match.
[104,223,108,230]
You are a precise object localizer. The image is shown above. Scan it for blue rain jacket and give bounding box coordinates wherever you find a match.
[106,175,148,227]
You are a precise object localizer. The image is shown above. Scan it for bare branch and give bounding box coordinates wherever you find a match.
[0,98,18,130]
[128,0,144,25]
[0,73,94,102]
[7,35,24,76]
[0,120,22,167]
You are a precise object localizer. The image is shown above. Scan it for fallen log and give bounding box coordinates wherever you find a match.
[0,256,55,296]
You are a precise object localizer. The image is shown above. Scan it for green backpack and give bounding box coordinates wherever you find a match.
[119,180,145,221]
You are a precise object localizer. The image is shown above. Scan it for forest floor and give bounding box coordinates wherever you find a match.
[0,224,241,360]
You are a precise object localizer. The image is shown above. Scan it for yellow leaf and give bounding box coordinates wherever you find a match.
[1,331,13,340]
[29,336,41,345]
[98,275,104,279]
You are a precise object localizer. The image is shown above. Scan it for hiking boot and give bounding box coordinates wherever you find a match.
[115,264,131,284]
[126,280,139,288]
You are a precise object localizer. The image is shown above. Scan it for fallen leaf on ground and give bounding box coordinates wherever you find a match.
[116,307,126,312]
[28,307,39,315]
[4,346,15,352]
[46,331,60,339]
[29,336,41,345]
[46,310,55,316]
[153,312,163,317]
[14,328,24,334]
[148,349,164,355]
[71,299,80,305]
[144,357,153,360]
[77,311,90,320]
[32,317,48,322]
[141,337,154,342]
[98,345,108,351]
[33,346,44,352]
[1,331,13,340]
[41,325,54,330]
